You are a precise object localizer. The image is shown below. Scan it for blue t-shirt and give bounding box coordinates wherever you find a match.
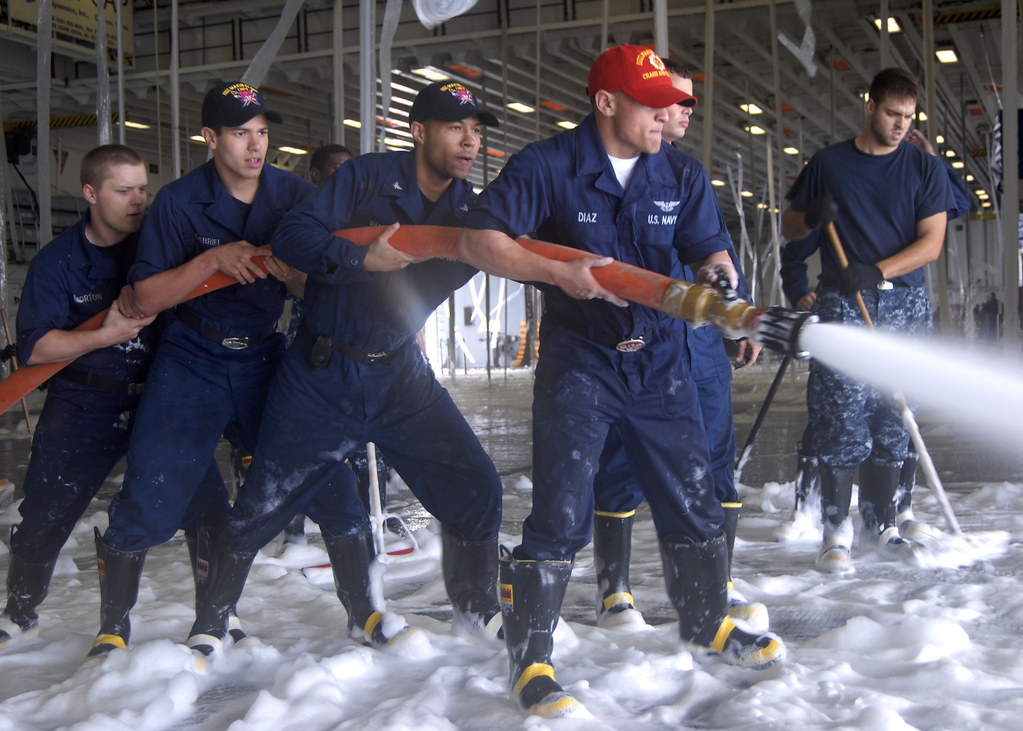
[129,160,313,335]
[786,138,950,288]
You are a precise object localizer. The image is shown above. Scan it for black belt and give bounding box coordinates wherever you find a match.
[177,309,276,350]
[58,367,145,395]
[301,323,395,364]
[552,318,654,353]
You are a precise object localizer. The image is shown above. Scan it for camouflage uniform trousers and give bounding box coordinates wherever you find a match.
[808,286,932,469]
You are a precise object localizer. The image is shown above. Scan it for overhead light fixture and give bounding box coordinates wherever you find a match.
[711,179,726,187]
[936,135,945,144]
[384,137,414,149]
[945,150,956,158]
[412,66,449,82]
[966,174,975,181]
[388,107,410,118]
[757,202,768,209]
[124,120,151,130]
[391,96,414,107]
[783,146,799,155]
[951,161,964,169]
[189,135,206,143]
[557,121,578,130]
[740,190,754,198]
[278,145,307,155]
[390,81,419,95]
[935,48,958,64]
[740,103,763,115]
[343,119,362,129]
[873,17,902,34]
[506,102,535,114]
[744,125,766,135]
[982,201,992,208]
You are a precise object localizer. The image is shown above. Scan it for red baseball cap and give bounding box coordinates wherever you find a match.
[586,45,686,109]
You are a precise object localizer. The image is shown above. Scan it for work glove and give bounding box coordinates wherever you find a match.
[803,193,838,230]
[838,263,884,296]
[696,261,738,291]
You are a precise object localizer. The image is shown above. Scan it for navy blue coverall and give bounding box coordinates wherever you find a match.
[215,151,502,552]
[103,161,312,551]
[13,214,224,562]
[465,115,728,559]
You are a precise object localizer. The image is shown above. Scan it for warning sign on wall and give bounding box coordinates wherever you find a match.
[7,0,135,58]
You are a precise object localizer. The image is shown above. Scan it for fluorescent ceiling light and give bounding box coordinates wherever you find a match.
[278,146,307,155]
[506,102,535,114]
[783,146,799,155]
[343,119,362,129]
[557,120,577,130]
[189,135,206,143]
[918,112,928,121]
[951,161,965,169]
[123,120,150,129]
[711,179,726,187]
[390,81,419,95]
[965,174,975,181]
[873,17,902,34]
[744,125,766,135]
[384,137,414,149]
[740,103,763,115]
[936,135,945,144]
[936,49,958,63]
[740,190,754,198]
[945,150,956,158]
[412,67,449,82]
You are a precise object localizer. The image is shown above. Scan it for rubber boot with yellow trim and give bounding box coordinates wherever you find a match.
[721,503,770,633]
[0,544,56,648]
[499,549,583,717]
[660,534,784,669]
[440,528,503,639]
[84,528,147,662]
[185,532,256,657]
[323,529,424,652]
[592,510,646,629]
[186,528,250,647]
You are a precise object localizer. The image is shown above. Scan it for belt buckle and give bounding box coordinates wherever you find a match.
[877,280,894,291]
[615,337,645,353]
[365,351,389,363]
[220,336,250,350]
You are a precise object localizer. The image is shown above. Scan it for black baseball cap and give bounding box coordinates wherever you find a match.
[409,81,499,127]
[202,81,283,128]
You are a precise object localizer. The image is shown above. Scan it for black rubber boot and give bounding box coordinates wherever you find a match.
[897,451,919,517]
[440,528,502,637]
[187,528,248,645]
[186,533,256,656]
[720,503,770,632]
[857,461,903,551]
[323,529,415,649]
[816,465,856,573]
[499,551,579,717]
[0,551,56,645]
[85,528,147,660]
[660,535,783,669]
[283,514,307,544]
[592,510,643,627]
[794,452,820,514]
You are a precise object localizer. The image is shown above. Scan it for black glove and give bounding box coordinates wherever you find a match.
[838,263,883,296]
[803,193,838,230]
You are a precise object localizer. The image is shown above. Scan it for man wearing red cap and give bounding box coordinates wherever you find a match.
[458,45,784,717]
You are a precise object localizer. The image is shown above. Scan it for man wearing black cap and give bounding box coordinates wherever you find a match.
[184,80,505,657]
[84,82,313,660]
